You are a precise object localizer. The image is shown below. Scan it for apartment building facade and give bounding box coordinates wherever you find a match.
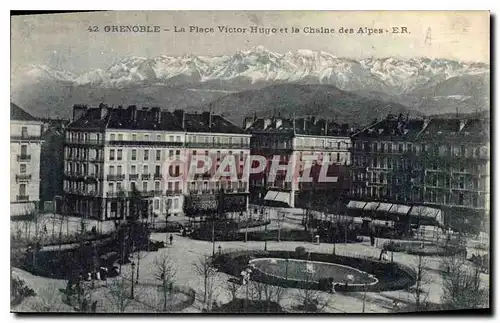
[350,114,490,233]
[245,115,352,209]
[10,103,44,216]
[63,104,251,221]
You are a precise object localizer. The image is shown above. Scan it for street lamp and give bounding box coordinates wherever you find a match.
[285,258,289,281]
[130,261,136,299]
[264,220,268,251]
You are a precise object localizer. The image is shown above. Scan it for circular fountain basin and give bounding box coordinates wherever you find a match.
[249,258,378,286]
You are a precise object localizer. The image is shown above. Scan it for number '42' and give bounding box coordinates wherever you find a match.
[88,26,99,32]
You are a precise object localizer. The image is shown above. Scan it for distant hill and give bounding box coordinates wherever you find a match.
[204,84,417,127]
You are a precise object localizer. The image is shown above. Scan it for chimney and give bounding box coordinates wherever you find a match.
[127,105,137,122]
[151,107,161,124]
[72,104,88,122]
[324,119,328,135]
[173,109,185,129]
[202,111,212,129]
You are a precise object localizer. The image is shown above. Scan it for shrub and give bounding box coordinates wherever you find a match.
[295,246,306,257]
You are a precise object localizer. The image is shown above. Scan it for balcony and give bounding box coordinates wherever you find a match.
[185,142,250,149]
[154,173,163,180]
[107,174,125,181]
[165,190,182,196]
[139,190,154,197]
[16,195,29,201]
[141,174,151,180]
[16,174,32,182]
[65,138,104,146]
[153,190,163,196]
[11,134,42,142]
[17,155,31,162]
[129,174,139,180]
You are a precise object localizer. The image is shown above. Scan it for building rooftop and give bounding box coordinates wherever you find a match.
[68,104,246,134]
[245,116,352,136]
[11,103,39,122]
[352,114,489,143]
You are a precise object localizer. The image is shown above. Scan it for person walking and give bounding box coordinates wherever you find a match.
[169,234,173,245]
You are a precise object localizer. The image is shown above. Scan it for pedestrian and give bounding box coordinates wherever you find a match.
[43,225,47,234]
[169,234,173,245]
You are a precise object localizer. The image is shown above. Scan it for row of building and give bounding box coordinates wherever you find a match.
[10,103,490,233]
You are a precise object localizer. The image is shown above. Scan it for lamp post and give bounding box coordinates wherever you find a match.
[130,261,135,299]
[243,211,248,243]
[285,258,289,281]
[264,219,268,251]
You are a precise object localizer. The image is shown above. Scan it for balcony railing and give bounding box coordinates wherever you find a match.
[11,135,42,141]
[16,195,29,201]
[16,174,32,182]
[165,190,182,196]
[17,155,31,162]
[141,174,151,180]
[154,173,163,180]
[185,142,250,149]
[107,174,125,181]
[129,174,139,180]
[65,138,104,145]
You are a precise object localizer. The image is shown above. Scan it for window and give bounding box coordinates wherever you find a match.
[193,150,197,156]
[21,145,27,156]
[117,149,122,161]
[173,198,179,209]
[240,151,244,161]
[169,150,174,158]
[131,165,136,174]
[109,149,115,161]
[143,165,149,174]
[155,165,161,175]
[458,193,464,205]
[117,165,122,175]
[175,165,180,176]
[109,165,115,175]
[132,134,137,141]
[169,135,174,142]
[142,182,148,192]
[20,164,26,174]
[116,182,122,192]
[176,136,181,142]
[131,182,136,191]
[108,183,114,193]
[398,143,403,153]
[145,134,150,141]
[19,183,26,196]
[110,134,116,141]
[118,134,123,141]
[156,150,161,161]
[175,150,180,159]
[155,181,160,192]
[21,127,28,138]
[154,199,160,210]
[143,149,149,161]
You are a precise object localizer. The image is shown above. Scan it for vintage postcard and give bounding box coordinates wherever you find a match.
[10,11,490,314]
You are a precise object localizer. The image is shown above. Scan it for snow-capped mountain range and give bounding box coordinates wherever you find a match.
[14,46,488,95]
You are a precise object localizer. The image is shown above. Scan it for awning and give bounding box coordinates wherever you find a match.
[409,206,443,226]
[264,191,279,201]
[376,203,393,212]
[347,200,367,210]
[390,204,411,215]
[275,192,291,205]
[364,202,380,211]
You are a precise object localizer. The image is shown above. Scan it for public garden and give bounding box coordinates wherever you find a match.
[10,205,490,313]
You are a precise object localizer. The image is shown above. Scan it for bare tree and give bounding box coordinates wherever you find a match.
[192,255,218,307]
[225,281,241,303]
[248,281,286,312]
[440,255,488,310]
[294,267,330,313]
[408,254,431,311]
[153,254,177,312]
[105,277,132,313]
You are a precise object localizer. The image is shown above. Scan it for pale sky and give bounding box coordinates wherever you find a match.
[11,11,490,76]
